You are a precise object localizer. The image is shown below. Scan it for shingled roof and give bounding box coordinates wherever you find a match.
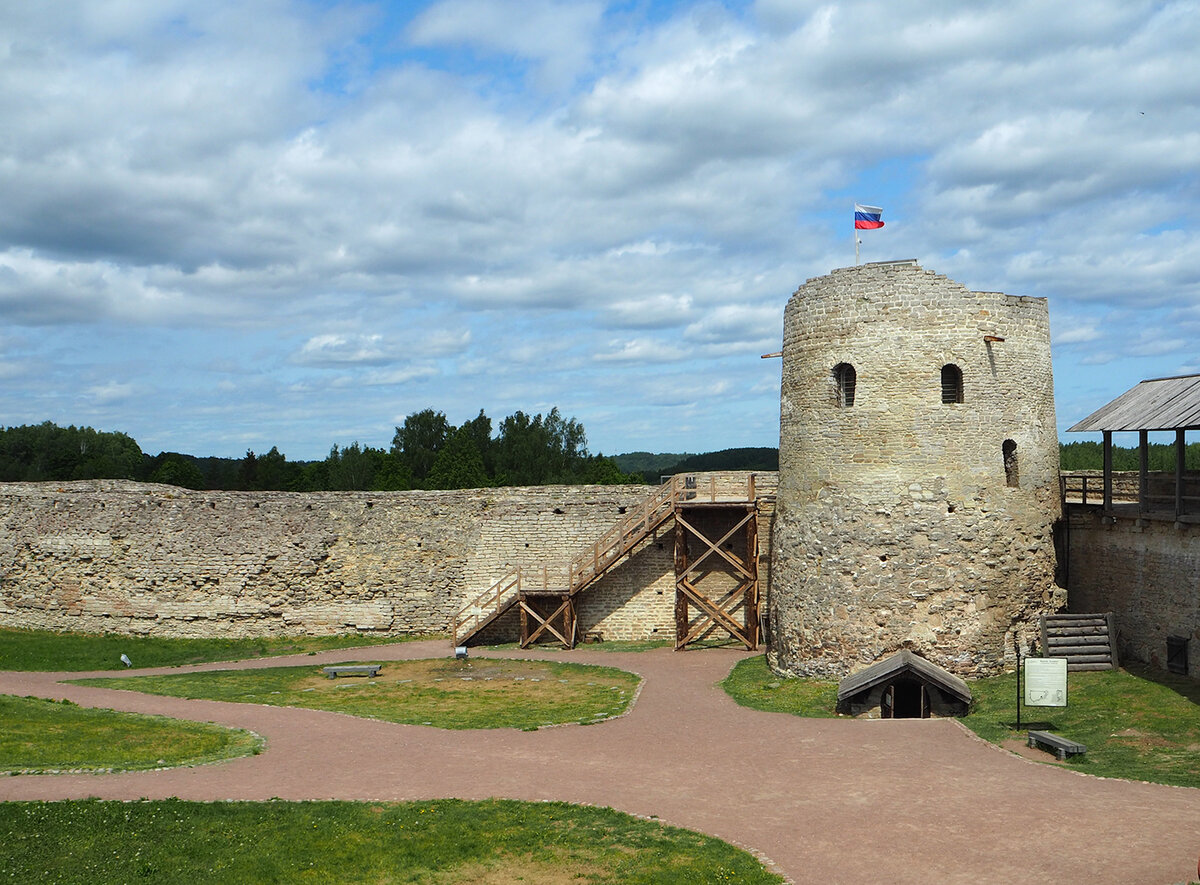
[836,649,972,705]
[1068,373,1200,433]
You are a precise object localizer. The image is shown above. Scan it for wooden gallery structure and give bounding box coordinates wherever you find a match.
[452,474,769,651]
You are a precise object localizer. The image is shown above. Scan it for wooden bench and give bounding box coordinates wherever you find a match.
[1027,730,1087,760]
[321,664,382,679]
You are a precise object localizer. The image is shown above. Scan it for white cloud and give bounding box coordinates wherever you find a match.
[87,381,135,405]
[0,0,1197,457]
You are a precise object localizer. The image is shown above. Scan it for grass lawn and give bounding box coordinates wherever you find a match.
[71,657,641,730]
[0,626,441,672]
[0,694,261,773]
[723,656,1200,789]
[0,798,782,884]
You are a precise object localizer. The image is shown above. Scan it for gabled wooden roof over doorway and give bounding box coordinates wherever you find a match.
[836,649,972,706]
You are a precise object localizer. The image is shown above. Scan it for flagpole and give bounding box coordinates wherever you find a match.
[854,203,859,265]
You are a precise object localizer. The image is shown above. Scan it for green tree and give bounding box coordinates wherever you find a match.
[148,453,206,489]
[326,442,381,491]
[392,409,452,484]
[372,452,412,491]
[494,408,588,485]
[425,426,490,489]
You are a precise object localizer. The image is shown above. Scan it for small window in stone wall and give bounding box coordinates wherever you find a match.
[833,362,856,407]
[941,364,963,404]
[1167,635,1189,675]
[1003,439,1019,488]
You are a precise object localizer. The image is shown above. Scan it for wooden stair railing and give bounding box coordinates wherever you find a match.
[566,477,679,596]
[453,568,522,646]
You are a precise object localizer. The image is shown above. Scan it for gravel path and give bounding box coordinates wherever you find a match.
[2,640,1198,885]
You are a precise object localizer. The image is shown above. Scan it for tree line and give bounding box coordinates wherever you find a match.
[0,410,634,492]
[1059,440,1200,472]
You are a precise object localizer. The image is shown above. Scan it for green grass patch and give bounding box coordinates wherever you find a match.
[72,658,641,730]
[0,626,441,672]
[0,798,782,884]
[961,664,1200,788]
[721,655,838,717]
[722,656,1200,789]
[0,694,261,773]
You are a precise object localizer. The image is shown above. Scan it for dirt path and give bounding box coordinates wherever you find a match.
[2,641,1198,885]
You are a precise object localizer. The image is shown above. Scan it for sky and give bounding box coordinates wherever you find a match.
[1,0,1198,461]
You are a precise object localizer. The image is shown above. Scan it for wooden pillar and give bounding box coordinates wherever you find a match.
[745,505,759,647]
[1177,428,1187,518]
[673,511,688,648]
[1139,430,1149,515]
[1103,431,1113,511]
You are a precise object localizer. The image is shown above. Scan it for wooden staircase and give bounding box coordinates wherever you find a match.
[452,478,680,646]
[1039,612,1119,671]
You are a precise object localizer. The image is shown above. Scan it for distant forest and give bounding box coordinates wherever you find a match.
[2,422,1174,493]
[1058,440,1200,472]
[0,411,632,492]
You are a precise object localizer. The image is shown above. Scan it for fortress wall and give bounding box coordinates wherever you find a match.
[0,472,775,642]
[771,263,1063,677]
[1068,509,1200,677]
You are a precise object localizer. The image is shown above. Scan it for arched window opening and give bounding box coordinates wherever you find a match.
[1003,439,1019,488]
[833,363,856,408]
[941,364,963,404]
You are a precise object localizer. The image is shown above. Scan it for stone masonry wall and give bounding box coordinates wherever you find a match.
[0,472,775,642]
[770,262,1063,678]
[1067,508,1200,677]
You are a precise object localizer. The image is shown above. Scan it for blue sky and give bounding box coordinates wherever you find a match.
[2,0,1198,460]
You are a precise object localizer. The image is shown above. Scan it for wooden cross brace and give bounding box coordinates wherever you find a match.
[675,511,757,584]
[519,595,576,649]
[676,578,756,649]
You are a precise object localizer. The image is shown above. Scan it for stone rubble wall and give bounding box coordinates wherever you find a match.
[1067,508,1199,677]
[771,263,1063,678]
[0,473,775,642]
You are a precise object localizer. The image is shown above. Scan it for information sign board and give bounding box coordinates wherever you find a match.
[1024,657,1068,707]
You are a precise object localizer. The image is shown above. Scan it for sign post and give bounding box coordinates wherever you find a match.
[1017,654,1069,727]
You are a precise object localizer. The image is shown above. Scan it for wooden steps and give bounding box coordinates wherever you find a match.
[452,479,682,646]
[451,474,762,648]
[1039,613,1119,671]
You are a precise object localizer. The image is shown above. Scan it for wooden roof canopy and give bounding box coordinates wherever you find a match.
[1068,373,1200,433]
[836,649,972,706]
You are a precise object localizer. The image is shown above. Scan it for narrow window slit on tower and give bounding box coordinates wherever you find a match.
[941,364,963,404]
[1003,439,1019,488]
[833,363,856,407]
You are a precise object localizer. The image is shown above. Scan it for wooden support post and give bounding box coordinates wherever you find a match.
[1139,430,1149,515]
[1103,431,1113,511]
[673,504,759,651]
[674,511,689,648]
[1177,428,1186,518]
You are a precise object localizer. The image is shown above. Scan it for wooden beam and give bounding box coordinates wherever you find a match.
[1139,429,1149,515]
[1177,428,1186,518]
[520,596,575,649]
[1103,431,1113,511]
[675,511,757,582]
[678,579,755,648]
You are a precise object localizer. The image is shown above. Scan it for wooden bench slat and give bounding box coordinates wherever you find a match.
[322,665,382,678]
[1027,730,1087,760]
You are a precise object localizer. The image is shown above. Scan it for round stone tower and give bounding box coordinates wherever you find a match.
[769,261,1064,678]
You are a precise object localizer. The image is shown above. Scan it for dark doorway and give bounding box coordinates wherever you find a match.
[884,679,929,719]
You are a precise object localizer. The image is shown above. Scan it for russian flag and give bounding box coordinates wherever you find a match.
[854,204,885,230]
